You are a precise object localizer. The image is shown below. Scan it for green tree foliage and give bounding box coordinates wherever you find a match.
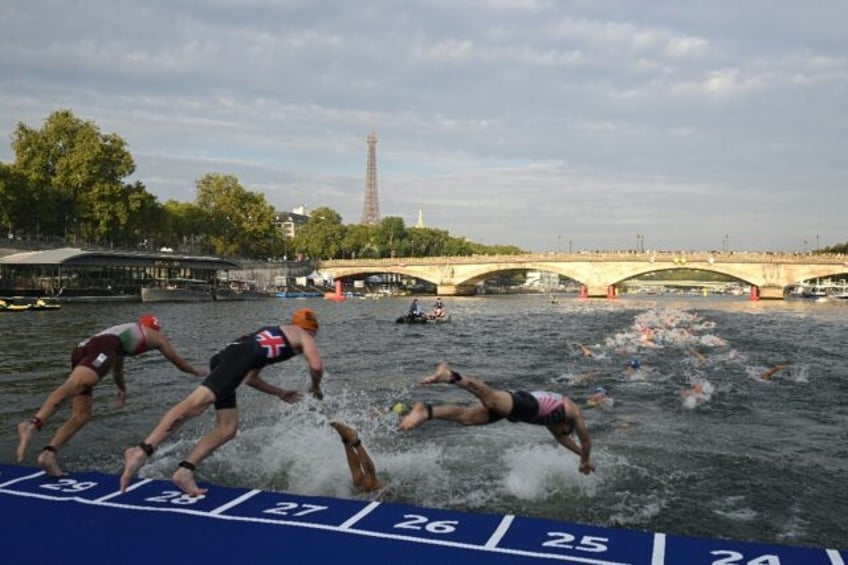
[195,173,277,257]
[376,216,406,257]
[406,227,449,257]
[292,206,346,259]
[0,163,32,235]
[822,243,848,254]
[342,223,378,259]
[11,109,138,244]
[156,200,208,253]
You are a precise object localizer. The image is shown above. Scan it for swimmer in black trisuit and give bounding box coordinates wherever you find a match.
[399,362,595,475]
[120,308,324,496]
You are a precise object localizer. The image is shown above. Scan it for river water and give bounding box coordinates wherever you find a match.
[1,294,846,550]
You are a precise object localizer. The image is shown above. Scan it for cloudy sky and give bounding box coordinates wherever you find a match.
[1,1,846,253]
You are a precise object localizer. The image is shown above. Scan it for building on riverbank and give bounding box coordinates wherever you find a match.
[0,247,241,301]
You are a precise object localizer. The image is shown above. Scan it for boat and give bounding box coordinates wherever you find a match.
[395,313,451,324]
[141,278,215,303]
[0,298,32,312]
[30,298,62,310]
[274,286,324,299]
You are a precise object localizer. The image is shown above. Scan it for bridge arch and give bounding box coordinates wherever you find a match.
[319,253,848,299]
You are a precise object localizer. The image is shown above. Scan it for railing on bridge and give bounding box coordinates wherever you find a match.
[322,251,848,267]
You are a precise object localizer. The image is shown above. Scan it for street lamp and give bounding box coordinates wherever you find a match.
[557,234,562,254]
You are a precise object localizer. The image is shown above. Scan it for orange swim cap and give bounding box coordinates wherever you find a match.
[138,313,161,331]
[291,308,319,333]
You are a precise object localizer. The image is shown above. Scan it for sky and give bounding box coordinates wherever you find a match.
[1,1,846,253]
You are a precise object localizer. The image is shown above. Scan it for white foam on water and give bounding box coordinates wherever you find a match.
[501,444,597,500]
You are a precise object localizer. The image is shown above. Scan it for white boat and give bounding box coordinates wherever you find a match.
[141,278,215,302]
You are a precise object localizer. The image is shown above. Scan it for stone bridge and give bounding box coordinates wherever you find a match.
[319,251,848,299]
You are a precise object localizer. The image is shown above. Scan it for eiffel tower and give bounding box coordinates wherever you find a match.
[360,131,381,225]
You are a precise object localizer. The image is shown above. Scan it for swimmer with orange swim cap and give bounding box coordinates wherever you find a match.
[120,308,324,497]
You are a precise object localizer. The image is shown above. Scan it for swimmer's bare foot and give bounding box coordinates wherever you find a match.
[399,402,430,430]
[330,421,359,445]
[172,466,207,496]
[16,421,35,462]
[120,446,148,492]
[37,448,67,477]
[420,362,455,385]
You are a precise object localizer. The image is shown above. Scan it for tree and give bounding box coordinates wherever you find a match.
[11,109,138,244]
[292,206,346,259]
[376,216,406,258]
[342,223,378,258]
[407,227,450,257]
[0,162,33,237]
[195,173,277,257]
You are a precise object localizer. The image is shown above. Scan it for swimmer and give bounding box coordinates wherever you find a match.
[119,308,323,495]
[16,315,204,477]
[370,401,411,421]
[571,370,601,386]
[761,364,788,381]
[330,421,384,494]
[400,362,594,475]
[572,343,593,357]
[681,382,712,408]
[586,386,613,409]
[690,348,707,363]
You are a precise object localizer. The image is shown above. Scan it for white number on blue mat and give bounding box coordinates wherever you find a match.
[710,550,780,565]
[394,514,458,534]
[40,479,97,493]
[542,532,608,552]
[145,490,205,504]
[262,502,328,516]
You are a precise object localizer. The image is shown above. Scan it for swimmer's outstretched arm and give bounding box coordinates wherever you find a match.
[245,370,302,402]
[761,364,787,381]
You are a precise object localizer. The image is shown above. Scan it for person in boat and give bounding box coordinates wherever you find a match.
[399,362,595,475]
[120,308,324,496]
[408,298,424,319]
[330,421,384,494]
[16,314,206,477]
[430,298,446,319]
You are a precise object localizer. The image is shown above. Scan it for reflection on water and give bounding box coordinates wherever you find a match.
[1,294,846,549]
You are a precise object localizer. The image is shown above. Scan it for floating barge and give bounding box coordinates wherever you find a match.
[0,247,240,302]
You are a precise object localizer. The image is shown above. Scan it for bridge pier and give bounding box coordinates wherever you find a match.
[757,286,786,300]
[437,284,477,296]
[584,285,613,299]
